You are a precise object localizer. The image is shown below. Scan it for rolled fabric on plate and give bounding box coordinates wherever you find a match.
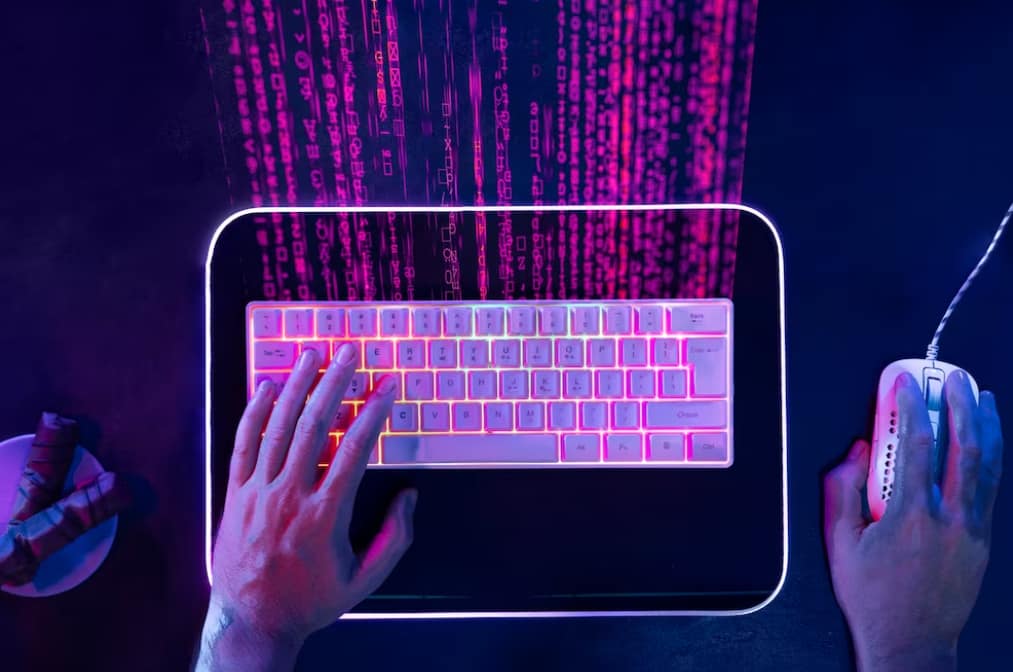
[0,472,131,587]
[8,412,79,527]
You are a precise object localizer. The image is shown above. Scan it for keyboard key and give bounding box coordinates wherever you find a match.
[371,372,403,399]
[556,339,583,367]
[562,435,600,462]
[345,373,370,400]
[604,306,632,334]
[564,371,592,399]
[398,340,426,368]
[571,306,601,334]
[653,338,681,365]
[348,308,377,336]
[516,402,545,430]
[429,340,458,368]
[596,370,624,398]
[444,307,473,336]
[686,338,727,396]
[588,339,616,366]
[532,371,560,399]
[253,309,282,337]
[331,403,358,431]
[254,341,298,369]
[645,401,727,429]
[669,304,727,333]
[660,370,687,397]
[285,309,314,337]
[382,434,557,464]
[538,306,568,335]
[605,435,642,461]
[690,433,728,461]
[380,308,409,336]
[499,371,528,399]
[436,371,466,400]
[507,306,536,335]
[647,434,686,461]
[485,403,513,430]
[316,308,346,337]
[453,402,482,430]
[420,403,451,431]
[580,401,608,429]
[365,341,394,368]
[254,372,289,396]
[404,372,434,400]
[468,371,497,399]
[620,338,648,366]
[390,403,418,431]
[612,402,640,429]
[524,339,553,367]
[460,340,489,368]
[412,307,441,336]
[628,370,656,398]
[300,341,330,365]
[475,307,505,336]
[492,340,521,367]
[549,402,577,430]
[635,306,664,334]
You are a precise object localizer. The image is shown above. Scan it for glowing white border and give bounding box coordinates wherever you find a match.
[204,204,788,619]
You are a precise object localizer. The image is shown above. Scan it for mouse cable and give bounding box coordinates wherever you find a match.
[926,199,1013,361]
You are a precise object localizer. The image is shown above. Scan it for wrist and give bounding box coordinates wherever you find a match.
[854,638,957,672]
[196,596,305,672]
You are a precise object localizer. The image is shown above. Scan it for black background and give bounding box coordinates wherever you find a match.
[1,1,1011,670]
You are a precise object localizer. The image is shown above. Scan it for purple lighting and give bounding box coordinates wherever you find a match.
[200,0,757,300]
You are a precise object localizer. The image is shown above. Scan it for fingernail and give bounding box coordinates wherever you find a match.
[336,342,357,365]
[298,349,317,369]
[257,379,273,395]
[376,375,397,395]
[405,489,418,514]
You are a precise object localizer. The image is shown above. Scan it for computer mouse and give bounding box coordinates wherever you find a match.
[867,359,979,521]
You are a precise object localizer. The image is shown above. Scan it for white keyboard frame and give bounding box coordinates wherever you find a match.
[205,204,788,618]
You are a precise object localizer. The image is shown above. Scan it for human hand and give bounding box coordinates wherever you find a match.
[197,345,416,672]
[823,371,1003,672]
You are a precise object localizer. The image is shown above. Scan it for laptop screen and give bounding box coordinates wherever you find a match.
[207,205,785,615]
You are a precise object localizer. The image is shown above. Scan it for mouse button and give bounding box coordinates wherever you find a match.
[923,371,944,411]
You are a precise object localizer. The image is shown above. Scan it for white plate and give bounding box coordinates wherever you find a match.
[0,433,118,597]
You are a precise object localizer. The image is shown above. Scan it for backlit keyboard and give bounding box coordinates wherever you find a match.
[247,300,733,468]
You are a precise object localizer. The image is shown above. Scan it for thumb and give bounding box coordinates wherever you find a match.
[350,489,417,598]
[823,440,871,559]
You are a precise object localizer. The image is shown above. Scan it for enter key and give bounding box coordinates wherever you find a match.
[686,338,728,396]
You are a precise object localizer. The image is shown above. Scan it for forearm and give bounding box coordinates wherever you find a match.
[855,640,957,672]
[194,597,303,672]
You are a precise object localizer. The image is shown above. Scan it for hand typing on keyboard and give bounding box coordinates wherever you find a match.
[197,345,416,672]
[823,373,1003,672]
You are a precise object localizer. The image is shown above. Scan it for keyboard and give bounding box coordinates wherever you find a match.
[247,299,733,468]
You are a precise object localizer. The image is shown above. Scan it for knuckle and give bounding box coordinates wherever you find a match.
[905,430,934,452]
[296,417,327,444]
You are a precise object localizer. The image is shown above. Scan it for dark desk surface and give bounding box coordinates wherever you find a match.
[2,1,1012,670]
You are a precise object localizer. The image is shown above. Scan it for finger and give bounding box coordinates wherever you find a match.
[255,348,321,483]
[941,371,981,519]
[886,372,935,518]
[282,342,359,489]
[823,439,871,558]
[230,380,277,487]
[975,391,1004,527]
[321,375,398,500]
[350,489,417,598]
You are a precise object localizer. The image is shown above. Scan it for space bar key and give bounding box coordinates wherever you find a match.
[382,434,558,464]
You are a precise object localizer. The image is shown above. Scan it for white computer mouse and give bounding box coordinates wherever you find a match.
[867,359,979,520]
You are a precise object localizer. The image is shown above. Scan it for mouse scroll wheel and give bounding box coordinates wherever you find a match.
[924,374,944,412]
